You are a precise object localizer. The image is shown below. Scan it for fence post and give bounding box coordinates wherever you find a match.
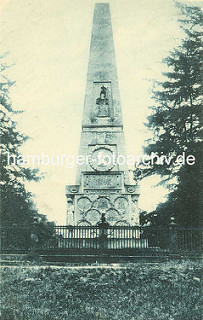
[31,217,39,252]
[98,213,109,250]
[169,216,178,253]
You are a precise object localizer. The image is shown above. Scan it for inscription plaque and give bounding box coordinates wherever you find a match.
[84,174,121,189]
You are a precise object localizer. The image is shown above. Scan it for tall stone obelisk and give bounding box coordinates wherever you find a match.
[66,3,140,226]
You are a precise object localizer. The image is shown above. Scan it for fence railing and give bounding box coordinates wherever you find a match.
[142,226,202,253]
[0,225,202,256]
[50,225,146,250]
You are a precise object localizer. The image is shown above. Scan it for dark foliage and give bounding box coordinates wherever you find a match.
[0,53,55,246]
[137,3,203,227]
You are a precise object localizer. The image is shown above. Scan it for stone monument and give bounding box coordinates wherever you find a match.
[66,3,140,226]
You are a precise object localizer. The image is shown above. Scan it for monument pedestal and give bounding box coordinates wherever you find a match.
[66,171,140,226]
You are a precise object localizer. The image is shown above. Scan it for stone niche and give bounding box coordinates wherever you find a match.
[89,81,114,124]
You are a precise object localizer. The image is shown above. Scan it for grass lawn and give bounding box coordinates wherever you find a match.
[0,261,201,320]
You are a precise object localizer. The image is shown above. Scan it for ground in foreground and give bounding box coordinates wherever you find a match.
[0,261,201,320]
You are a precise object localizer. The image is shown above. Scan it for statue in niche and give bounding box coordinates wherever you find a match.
[96,85,109,117]
[66,198,74,225]
[131,196,140,226]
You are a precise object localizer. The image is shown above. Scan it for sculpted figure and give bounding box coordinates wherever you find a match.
[96,86,109,117]
[66,198,74,225]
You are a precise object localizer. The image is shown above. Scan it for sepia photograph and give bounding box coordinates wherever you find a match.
[0,0,202,319]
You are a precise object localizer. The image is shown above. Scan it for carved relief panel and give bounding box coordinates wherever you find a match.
[77,197,92,213]
[74,193,132,226]
[67,182,140,226]
[114,196,129,215]
[88,145,118,172]
[83,173,122,190]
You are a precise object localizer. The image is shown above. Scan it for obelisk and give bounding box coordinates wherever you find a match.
[66,3,140,226]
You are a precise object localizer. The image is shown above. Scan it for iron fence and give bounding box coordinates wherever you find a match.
[0,225,202,256]
[49,225,146,250]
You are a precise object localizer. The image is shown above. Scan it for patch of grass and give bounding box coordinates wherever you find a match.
[0,261,201,320]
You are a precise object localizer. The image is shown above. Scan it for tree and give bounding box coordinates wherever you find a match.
[0,54,40,226]
[0,53,55,249]
[137,3,203,227]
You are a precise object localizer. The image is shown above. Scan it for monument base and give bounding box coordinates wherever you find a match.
[66,171,140,226]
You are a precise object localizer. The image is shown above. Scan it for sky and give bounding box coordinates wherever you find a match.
[0,0,202,224]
